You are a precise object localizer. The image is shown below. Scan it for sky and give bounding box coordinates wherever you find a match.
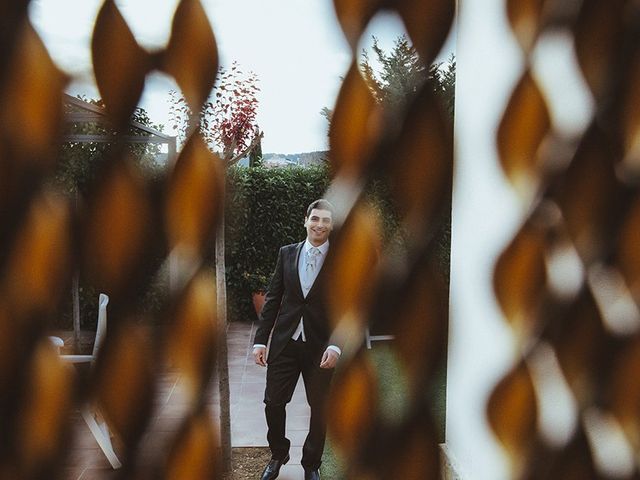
[29,0,455,153]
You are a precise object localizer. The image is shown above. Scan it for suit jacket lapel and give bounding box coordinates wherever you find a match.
[293,241,304,298]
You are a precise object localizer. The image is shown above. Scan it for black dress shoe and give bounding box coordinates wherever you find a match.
[260,454,289,480]
[304,468,320,480]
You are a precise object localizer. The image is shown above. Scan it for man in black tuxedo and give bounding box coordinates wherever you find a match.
[253,199,340,480]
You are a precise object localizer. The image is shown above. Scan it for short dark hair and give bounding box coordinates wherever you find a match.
[306,199,334,217]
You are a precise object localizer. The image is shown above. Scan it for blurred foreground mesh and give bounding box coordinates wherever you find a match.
[490,0,640,478]
[0,0,455,478]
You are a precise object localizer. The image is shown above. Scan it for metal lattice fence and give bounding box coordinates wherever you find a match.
[489,0,640,478]
[0,0,455,478]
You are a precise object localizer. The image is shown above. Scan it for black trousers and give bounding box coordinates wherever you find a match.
[264,337,333,470]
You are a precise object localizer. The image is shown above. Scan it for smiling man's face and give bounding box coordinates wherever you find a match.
[304,208,333,246]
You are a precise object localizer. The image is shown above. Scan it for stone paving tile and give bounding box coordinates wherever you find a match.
[287,429,309,447]
[72,424,106,448]
[60,467,86,480]
[65,447,111,469]
[243,370,265,381]
[243,368,268,383]
[287,449,303,465]
[147,414,185,433]
[231,322,307,477]
[241,382,266,397]
[228,366,246,378]
[278,464,304,479]
[284,403,311,417]
[291,387,307,402]
[231,423,268,446]
[155,401,191,418]
[228,356,248,367]
[77,467,119,480]
[62,321,311,479]
[231,402,264,418]
[287,415,311,431]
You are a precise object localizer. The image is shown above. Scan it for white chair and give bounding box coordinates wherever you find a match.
[50,293,121,469]
[364,327,395,349]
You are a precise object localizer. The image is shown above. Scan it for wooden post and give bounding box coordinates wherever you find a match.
[72,272,80,353]
[216,216,232,473]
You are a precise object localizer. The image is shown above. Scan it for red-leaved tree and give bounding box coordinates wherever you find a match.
[170,61,263,162]
[204,64,262,162]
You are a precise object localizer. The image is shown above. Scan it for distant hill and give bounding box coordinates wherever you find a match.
[262,150,328,167]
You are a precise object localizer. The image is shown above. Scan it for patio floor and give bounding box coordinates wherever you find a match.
[60,321,309,479]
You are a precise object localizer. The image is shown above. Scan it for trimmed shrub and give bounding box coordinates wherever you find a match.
[225,165,331,321]
[55,164,450,328]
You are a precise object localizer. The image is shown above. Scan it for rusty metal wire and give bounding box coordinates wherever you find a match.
[490,0,640,478]
[0,0,454,478]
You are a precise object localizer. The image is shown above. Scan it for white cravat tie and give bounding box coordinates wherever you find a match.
[294,246,322,341]
[302,247,320,292]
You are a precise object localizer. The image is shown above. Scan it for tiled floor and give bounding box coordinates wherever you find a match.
[228,322,310,479]
[61,322,309,479]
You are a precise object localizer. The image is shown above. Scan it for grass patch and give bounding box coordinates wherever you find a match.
[321,343,446,477]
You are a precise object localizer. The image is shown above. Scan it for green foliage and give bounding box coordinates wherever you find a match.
[53,163,448,329]
[56,268,169,330]
[321,343,439,478]
[54,97,165,195]
[169,62,261,163]
[360,35,456,118]
[52,97,167,329]
[223,165,449,322]
[438,54,456,118]
[319,107,333,135]
[58,283,100,330]
[242,272,270,293]
[224,165,332,321]
[358,35,453,283]
[361,35,427,110]
[369,174,451,287]
[363,177,404,248]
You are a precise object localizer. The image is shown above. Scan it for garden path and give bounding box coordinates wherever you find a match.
[60,321,309,479]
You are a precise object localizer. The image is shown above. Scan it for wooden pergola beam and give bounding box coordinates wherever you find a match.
[62,134,171,144]
[63,93,176,158]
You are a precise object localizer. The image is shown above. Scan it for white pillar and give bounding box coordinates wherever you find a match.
[447,1,523,478]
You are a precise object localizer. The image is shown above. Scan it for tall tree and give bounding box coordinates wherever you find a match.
[360,34,455,117]
[321,35,455,126]
[434,54,456,118]
[169,61,262,473]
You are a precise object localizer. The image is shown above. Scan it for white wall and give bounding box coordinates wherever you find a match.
[447,0,524,478]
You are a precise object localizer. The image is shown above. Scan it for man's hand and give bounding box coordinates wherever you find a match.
[253,347,267,367]
[319,348,339,369]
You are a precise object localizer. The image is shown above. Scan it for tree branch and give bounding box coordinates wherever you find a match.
[227,130,264,166]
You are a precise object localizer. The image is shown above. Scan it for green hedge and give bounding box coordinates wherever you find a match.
[225,165,332,321]
[56,164,450,328]
[224,166,450,323]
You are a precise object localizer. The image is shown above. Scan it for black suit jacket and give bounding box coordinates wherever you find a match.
[253,242,332,363]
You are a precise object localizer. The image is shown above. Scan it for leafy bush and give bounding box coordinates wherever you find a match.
[54,163,450,329]
[224,165,450,323]
[224,165,331,321]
